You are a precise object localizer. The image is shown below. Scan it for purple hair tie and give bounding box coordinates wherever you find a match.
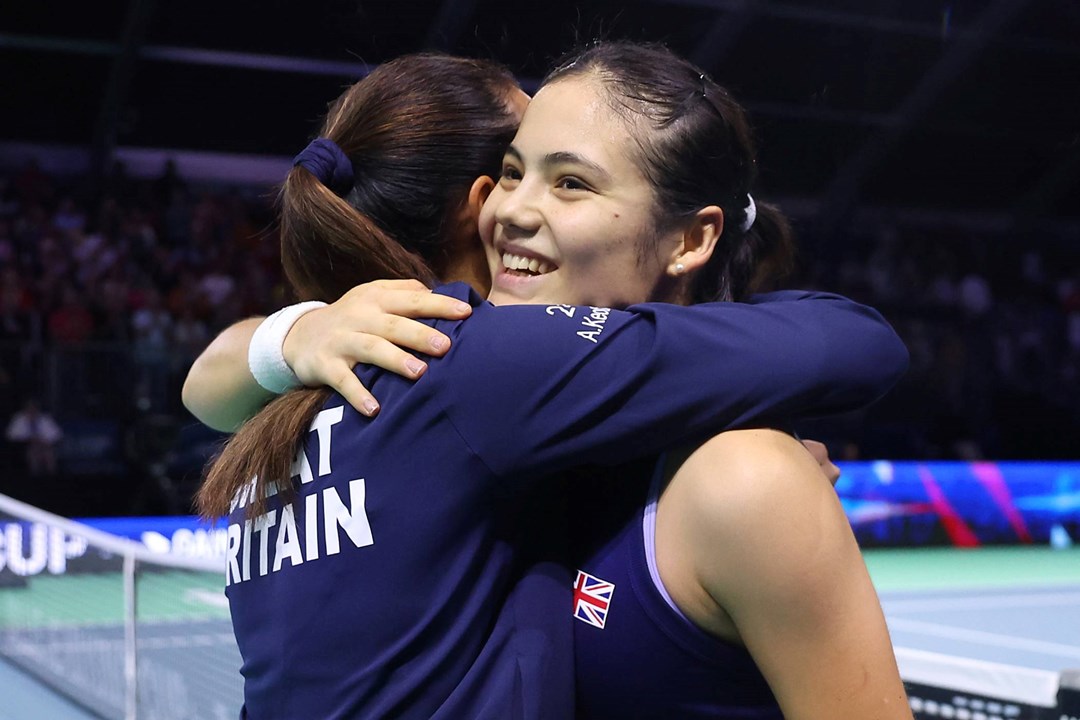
[293,138,354,197]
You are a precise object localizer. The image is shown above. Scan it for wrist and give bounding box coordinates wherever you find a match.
[248,301,327,393]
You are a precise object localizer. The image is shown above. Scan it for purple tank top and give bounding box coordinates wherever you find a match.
[571,457,783,719]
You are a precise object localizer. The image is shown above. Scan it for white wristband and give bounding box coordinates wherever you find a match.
[248,301,328,394]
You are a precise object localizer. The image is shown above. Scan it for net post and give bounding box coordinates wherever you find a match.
[123,551,138,720]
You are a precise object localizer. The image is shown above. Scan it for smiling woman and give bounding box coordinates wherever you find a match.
[520,41,910,719]
[482,78,680,308]
[182,46,908,720]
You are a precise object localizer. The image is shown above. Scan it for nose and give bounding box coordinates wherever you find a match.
[493,176,542,238]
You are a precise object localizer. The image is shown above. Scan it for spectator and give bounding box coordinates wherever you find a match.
[132,287,173,409]
[52,196,86,233]
[5,397,63,476]
[47,287,95,346]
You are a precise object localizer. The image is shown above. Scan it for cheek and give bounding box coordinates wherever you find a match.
[478,195,501,245]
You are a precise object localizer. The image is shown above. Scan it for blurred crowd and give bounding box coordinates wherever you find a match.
[0,160,282,514]
[0,159,281,369]
[793,224,1080,462]
[0,159,1076,514]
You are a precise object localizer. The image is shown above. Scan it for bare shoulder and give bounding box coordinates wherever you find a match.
[666,427,855,603]
[671,429,827,526]
[663,430,912,719]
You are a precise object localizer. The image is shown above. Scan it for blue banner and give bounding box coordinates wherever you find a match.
[836,461,1080,546]
[76,515,227,561]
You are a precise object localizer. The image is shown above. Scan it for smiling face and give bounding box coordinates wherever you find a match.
[479,75,685,308]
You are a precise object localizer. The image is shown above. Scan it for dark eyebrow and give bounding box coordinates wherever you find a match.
[544,151,612,182]
[504,145,611,183]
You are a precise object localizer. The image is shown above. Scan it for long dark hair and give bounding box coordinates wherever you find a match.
[198,54,520,519]
[544,41,794,303]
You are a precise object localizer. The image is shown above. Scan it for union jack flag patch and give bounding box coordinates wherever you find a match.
[573,569,615,629]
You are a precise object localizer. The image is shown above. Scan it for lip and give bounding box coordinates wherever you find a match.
[491,268,544,297]
[495,242,556,267]
[491,243,558,297]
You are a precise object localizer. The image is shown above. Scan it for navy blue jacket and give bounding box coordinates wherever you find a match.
[225,283,907,719]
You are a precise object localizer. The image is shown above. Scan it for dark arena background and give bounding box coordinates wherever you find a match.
[0,2,1078,719]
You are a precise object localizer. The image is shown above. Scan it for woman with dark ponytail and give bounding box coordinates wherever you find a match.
[186,48,908,719]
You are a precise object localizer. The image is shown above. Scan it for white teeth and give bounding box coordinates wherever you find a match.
[502,252,554,275]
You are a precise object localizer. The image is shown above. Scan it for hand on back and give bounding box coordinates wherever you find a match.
[282,279,472,416]
[800,438,841,486]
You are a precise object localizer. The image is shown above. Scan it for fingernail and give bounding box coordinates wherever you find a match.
[406,359,426,376]
[363,399,379,416]
[456,302,472,314]
[430,336,447,351]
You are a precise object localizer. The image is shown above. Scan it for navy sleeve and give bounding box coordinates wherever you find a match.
[431,286,908,480]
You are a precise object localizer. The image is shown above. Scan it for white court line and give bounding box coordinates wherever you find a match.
[2,633,237,656]
[887,617,1080,660]
[894,647,1060,708]
[883,590,1080,614]
[185,589,230,609]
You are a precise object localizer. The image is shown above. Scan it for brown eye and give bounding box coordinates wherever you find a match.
[558,177,588,191]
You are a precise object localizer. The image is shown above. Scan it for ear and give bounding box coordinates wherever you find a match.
[448,175,496,250]
[464,175,496,227]
[667,205,723,277]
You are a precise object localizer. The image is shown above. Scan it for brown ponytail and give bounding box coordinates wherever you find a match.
[198,388,332,519]
[279,169,437,302]
[197,53,520,519]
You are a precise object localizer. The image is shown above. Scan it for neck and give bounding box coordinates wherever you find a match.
[439,244,491,296]
[650,274,692,306]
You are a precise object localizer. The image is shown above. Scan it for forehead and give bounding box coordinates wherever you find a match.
[514,76,644,174]
[503,87,531,126]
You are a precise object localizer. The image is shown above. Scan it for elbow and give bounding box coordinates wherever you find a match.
[181,364,235,433]
[819,305,909,409]
[884,329,910,384]
[867,314,910,386]
[849,315,909,401]
[179,373,203,422]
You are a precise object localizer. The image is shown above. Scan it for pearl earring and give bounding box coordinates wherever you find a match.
[674,263,685,273]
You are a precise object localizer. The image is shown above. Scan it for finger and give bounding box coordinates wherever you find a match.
[800,439,828,465]
[328,368,381,417]
[356,278,430,294]
[345,334,430,379]
[365,316,454,357]
[339,279,428,308]
[799,439,839,482]
[382,289,472,320]
[369,278,430,292]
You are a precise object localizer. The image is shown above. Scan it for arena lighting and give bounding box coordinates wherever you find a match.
[0,33,374,77]
[140,45,374,77]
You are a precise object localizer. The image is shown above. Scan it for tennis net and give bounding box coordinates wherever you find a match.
[897,647,1080,720]
[0,492,242,720]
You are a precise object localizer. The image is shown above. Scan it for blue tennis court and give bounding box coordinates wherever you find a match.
[868,546,1080,718]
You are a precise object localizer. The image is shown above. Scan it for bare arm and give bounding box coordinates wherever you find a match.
[658,430,911,720]
[181,280,472,432]
[181,317,270,432]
